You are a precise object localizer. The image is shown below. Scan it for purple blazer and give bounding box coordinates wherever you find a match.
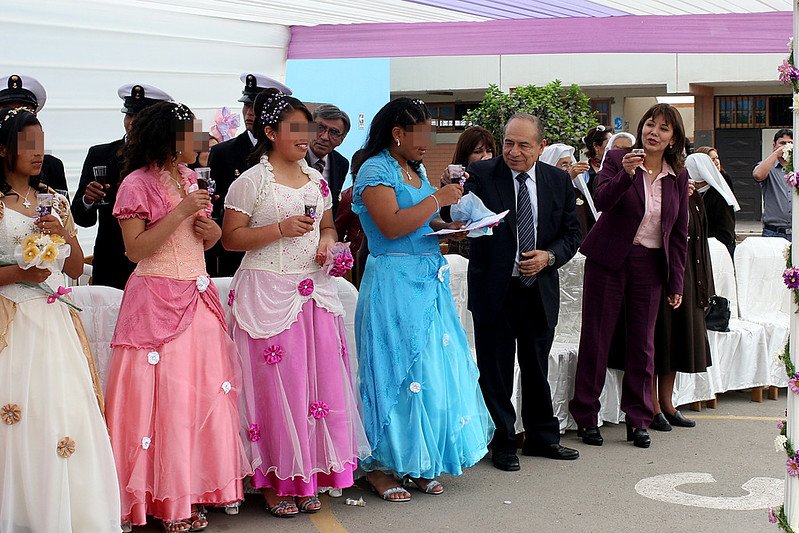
[579,149,689,295]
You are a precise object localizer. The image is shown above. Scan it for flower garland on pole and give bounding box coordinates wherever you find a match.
[774,6,799,528]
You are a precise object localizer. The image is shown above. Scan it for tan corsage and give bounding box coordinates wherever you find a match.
[1,403,21,425]
[56,436,76,458]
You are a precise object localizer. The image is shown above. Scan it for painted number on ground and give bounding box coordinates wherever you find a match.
[635,472,783,510]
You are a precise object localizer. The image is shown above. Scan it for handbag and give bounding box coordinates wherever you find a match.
[705,295,731,332]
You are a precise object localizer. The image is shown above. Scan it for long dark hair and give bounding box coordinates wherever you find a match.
[451,126,496,166]
[249,89,313,166]
[121,101,196,177]
[0,107,44,195]
[633,103,687,174]
[361,97,431,167]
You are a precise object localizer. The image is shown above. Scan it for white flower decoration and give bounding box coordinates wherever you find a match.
[437,264,450,283]
[221,381,232,394]
[442,333,450,347]
[783,142,794,162]
[460,416,471,427]
[409,382,422,394]
[147,351,160,365]
[792,93,799,112]
[776,434,788,452]
[141,436,151,450]
[196,275,210,293]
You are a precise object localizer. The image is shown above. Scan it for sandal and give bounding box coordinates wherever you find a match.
[367,482,411,502]
[187,508,208,532]
[405,477,444,495]
[223,502,241,515]
[162,520,191,533]
[266,499,299,518]
[297,495,322,513]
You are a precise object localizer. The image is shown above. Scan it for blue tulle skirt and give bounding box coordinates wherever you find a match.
[355,253,494,478]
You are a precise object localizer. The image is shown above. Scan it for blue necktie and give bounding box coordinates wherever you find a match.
[516,172,537,287]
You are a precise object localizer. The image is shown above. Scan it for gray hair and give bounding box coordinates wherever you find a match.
[313,104,351,135]
[505,113,545,143]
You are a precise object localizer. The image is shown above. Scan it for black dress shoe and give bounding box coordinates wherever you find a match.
[663,410,696,428]
[492,451,520,471]
[522,443,580,460]
[626,421,651,448]
[576,426,603,446]
[650,413,673,432]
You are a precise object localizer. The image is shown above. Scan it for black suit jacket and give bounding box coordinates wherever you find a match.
[306,149,349,216]
[464,156,581,329]
[206,132,252,276]
[38,154,68,192]
[70,138,135,289]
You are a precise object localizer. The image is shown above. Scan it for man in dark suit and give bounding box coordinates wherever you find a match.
[206,72,291,277]
[305,104,350,216]
[70,83,172,289]
[465,113,582,471]
[0,74,68,192]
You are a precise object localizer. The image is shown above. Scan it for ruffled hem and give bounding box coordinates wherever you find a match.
[255,459,360,484]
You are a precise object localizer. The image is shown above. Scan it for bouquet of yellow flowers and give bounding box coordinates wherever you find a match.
[14,232,70,273]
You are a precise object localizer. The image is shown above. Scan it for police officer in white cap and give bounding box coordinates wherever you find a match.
[0,73,68,192]
[206,72,292,276]
[70,83,172,289]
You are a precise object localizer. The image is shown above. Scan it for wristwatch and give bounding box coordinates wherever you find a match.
[546,250,556,267]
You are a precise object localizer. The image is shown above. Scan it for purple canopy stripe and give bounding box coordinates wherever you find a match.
[405,0,629,19]
[289,12,791,59]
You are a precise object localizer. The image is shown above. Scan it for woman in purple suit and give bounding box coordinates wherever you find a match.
[569,104,689,449]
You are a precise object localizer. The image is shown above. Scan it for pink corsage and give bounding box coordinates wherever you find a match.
[319,178,330,198]
[298,278,314,296]
[324,242,354,277]
[309,401,329,419]
[248,423,261,442]
[47,286,72,304]
[263,345,284,365]
[228,289,235,306]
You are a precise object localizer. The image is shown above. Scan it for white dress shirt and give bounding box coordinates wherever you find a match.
[306,151,331,182]
[511,163,538,277]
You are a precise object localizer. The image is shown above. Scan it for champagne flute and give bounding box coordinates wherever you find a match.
[93,166,109,206]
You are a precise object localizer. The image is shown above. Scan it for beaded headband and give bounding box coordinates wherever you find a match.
[0,107,28,131]
[259,92,291,127]
[170,102,193,121]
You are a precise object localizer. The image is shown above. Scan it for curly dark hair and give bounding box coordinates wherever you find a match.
[121,101,196,177]
[633,103,687,174]
[361,98,431,165]
[0,107,44,195]
[583,125,613,160]
[249,89,313,166]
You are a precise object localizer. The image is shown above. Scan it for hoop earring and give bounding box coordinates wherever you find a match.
[395,138,401,147]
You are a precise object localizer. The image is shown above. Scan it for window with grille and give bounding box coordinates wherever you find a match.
[715,95,789,128]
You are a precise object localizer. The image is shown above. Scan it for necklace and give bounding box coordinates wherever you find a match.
[10,186,32,208]
[401,163,414,182]
[168,171,183,190]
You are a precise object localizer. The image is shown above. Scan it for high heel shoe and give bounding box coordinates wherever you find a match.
[577,426,603,446]
[626,420,651,448]
[663,409,696,428]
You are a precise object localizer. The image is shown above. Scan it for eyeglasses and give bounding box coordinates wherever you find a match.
[317,122,345,140]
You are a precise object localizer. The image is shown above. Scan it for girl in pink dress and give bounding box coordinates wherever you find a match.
[222,90,368,517]
[104,102,254,532]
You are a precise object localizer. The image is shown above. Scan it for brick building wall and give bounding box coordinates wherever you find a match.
[423,142,457,188]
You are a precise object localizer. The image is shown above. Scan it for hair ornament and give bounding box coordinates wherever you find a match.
[170,102,193,121]
[0,107,26,131]
[259,92,291,127]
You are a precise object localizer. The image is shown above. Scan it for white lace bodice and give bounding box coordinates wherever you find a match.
[0,207,67,303]
[224,156,333,275]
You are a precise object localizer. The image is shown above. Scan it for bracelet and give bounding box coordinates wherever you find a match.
[277,221,283,237]
[429,194,441,211]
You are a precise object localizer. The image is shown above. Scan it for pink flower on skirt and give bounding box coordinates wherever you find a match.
[248,423,261,442]
[263,345,284,365]
[319,178,330,197]
[228,289,235,306]
[298,278,314,296]
[309,401,329,419]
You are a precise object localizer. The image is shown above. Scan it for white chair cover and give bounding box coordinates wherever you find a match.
[555,253,585,345]
[444,254,476,358]
[70,285,123,391]
[734,237,790,386]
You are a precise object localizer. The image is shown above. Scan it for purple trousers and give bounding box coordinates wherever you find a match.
[569,246,665,429]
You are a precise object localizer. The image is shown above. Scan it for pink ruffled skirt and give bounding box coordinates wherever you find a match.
[105,300,252,524]
[233,299,369,497]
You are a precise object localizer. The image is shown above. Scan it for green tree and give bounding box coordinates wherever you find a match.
[463,81,598,152]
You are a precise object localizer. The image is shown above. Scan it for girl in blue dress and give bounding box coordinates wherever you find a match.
[352,98,494,502]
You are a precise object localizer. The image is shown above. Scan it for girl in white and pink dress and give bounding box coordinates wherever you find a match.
[104,102,255,533]
[222,90,368,517]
